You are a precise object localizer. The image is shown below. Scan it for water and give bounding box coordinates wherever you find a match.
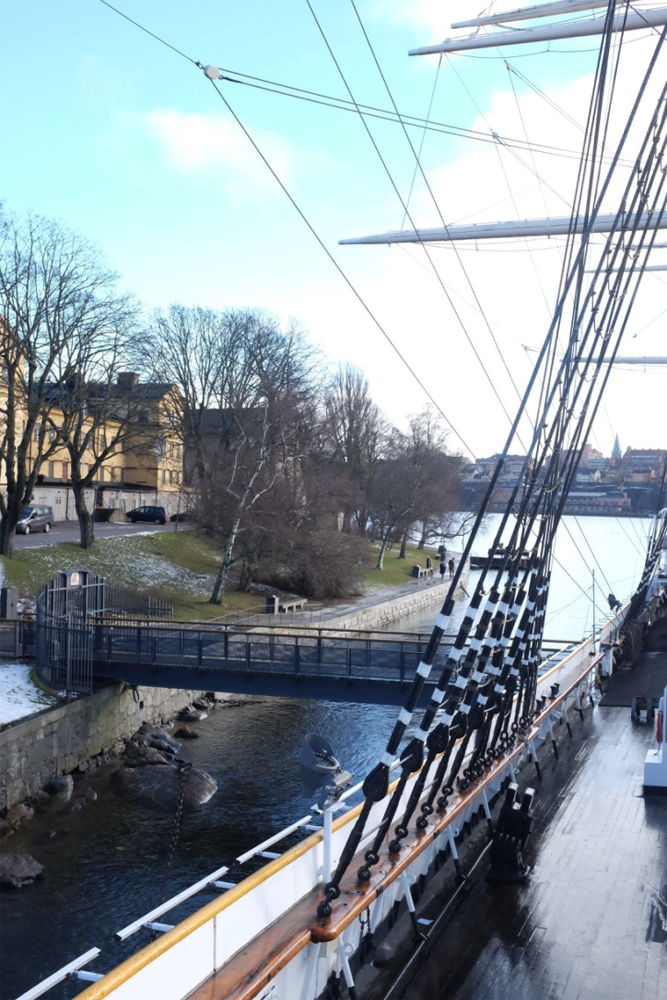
[394,514,652,643]
[0,515,652,999]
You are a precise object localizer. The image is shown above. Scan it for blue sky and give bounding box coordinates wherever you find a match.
[1,1,665,460]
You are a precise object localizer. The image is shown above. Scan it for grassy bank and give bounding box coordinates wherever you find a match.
[0,532,438,620]
[362,543,438,589]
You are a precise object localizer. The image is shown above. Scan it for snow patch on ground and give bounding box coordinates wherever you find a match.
[103,544,214,596]
[17,537,217,599]
[0,662,60,724]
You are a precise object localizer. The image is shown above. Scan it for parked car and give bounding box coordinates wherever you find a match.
[169,511,194,522]
[16,505,54,534]
[126,505,167,525]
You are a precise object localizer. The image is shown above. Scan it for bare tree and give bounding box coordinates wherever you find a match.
[231,452,366,598]
[0,209,133,556]
[141,305,228,489]
[146,306,321,604]
[404,408,465,553]
[58,344,146,549]
[367,410,466,567]
[324,364,388,533]
[370,448,421,570]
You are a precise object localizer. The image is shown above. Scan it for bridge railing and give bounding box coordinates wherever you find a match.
[90,619,455,689]
[85,617,576,698]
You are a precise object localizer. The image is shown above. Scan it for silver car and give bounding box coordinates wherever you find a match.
[17,505,54,534]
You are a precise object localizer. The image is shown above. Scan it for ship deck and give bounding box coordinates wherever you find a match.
[391,669,667,998]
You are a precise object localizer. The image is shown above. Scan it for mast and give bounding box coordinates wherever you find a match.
[339,213,667,246]
[452,1,615,30]
[409,6,667,56]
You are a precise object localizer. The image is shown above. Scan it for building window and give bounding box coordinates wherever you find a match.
[48,461,55,478]
[61,462,68,482]
[138,411,149,424]
[162,469,166,485]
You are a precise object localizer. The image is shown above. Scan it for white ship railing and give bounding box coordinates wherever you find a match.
[18,608,629,1000]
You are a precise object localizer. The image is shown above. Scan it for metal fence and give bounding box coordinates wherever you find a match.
[0,618,34,659]
[35,571,172,699]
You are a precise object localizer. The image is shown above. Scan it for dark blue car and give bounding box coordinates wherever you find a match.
[126,505,167,525]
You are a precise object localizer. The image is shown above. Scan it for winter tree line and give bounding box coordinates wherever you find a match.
[0,208,469,602]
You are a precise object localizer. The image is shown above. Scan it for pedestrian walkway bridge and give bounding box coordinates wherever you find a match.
[32,570,567,706]
[38,615,569,707]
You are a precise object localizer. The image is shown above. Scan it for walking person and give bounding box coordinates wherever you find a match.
[448,557,455,578]
[439,560,446,582]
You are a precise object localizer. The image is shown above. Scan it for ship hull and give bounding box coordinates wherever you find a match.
[71,604,647,1000]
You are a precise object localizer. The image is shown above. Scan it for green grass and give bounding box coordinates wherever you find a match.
[0,532,261,621]
[360,542,438,589]
[0,533,435,621]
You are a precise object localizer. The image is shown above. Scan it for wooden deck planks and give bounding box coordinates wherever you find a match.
[402,705,667,1000]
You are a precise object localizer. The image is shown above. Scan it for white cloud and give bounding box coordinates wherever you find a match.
[365,1,496,36]
[141,108,297,196]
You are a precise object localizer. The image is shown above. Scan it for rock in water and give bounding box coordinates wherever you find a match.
[4,804,34,830]
[174,725,200,740]
[112,764,217,811]
[136,725,182,755]
[124,740,172,768]
[178,706,208,722]
[43,775,74,812]
[0,854,44,888]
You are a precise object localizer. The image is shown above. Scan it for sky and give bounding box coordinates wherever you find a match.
[1,0,665,462]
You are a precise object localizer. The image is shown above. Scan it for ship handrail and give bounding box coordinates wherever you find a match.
[115,762,407,945]
[115,816,317,942]
[15,948,101,1000]
[115,863,232,941]
[234,814,315,865]
[72,636,607,1000]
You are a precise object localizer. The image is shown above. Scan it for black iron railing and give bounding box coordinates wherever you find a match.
[35,571,172,699]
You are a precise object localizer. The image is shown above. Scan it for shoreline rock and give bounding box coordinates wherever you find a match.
[0,853,44,888]
[1,707,221,842]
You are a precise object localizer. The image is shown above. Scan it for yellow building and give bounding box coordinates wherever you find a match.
[1,367,186,520]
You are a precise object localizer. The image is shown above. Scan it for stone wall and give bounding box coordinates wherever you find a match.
[0,682,205,812]
[325,567,470,631]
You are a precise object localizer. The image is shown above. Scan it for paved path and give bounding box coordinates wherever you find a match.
[317,575,451,624]
[276,552,466,628]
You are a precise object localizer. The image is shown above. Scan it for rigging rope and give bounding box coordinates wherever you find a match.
[317,14,667,913]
